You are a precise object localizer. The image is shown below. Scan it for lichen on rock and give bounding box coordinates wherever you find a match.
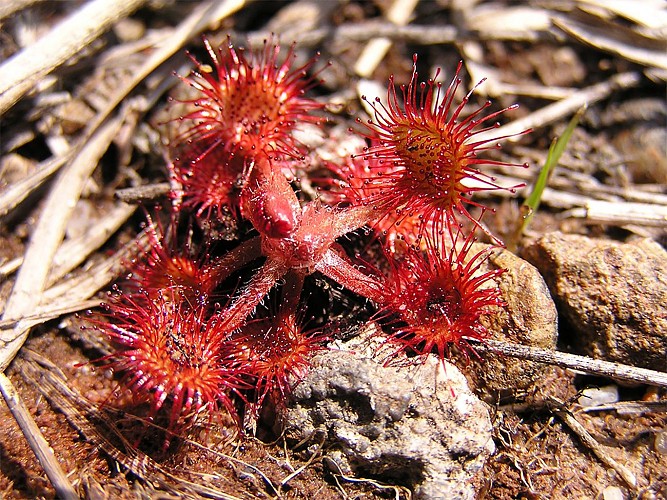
[285,341,494,499]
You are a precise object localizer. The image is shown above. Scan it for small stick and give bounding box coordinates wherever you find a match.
[353,0,419,78]
[474,72,641,144]
[115,182,171,204]
[549,397,637,489]
[0,153,71,219]
[582,401,667,415]
[0,298,101,330]
[0,0,43,22]
[569,199,667,228]
[0,0,148,115]
[471,339,667,388]
[0,372,78,500]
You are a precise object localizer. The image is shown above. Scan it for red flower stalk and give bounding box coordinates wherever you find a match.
[168,36,326,220]
[95,291,246,433]
[228,306,327,418]
[378,229,505,364]
[353,56,528,245]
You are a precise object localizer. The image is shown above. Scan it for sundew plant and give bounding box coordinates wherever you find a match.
[90,36,528,441]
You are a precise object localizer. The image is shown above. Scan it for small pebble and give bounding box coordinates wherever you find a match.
[113,18,145,42]
[578,385,619,408]
[655,431,667,455]
[602,486,625,500]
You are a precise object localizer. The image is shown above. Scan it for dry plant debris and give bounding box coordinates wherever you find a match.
[0,1,666,498]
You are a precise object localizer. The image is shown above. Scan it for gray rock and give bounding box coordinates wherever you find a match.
[464,245,558,402]
[285,343,494,499]
[522,233,667,371]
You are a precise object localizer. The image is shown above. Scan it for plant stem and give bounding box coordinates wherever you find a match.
[470,338,667,388]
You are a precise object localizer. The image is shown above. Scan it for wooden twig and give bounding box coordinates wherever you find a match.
[463,4,552,42]
[475,72,642,144]
[0,115,123,371]
[246,22,459,50]
[0,372,78,500]
[353,0,419,78]
[47,203,137,285]
[0,299,101,330]
[0,0,148,115]
[565,199,667,228]
[0,152,71,219]
[0,0,43,23]
[114,182,171,204]
[471,339,667,388]
[549,397,637,489]
[581,400,667,415]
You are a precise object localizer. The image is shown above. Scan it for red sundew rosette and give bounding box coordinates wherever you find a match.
[376,228,505,365]
[167,36,326,223]
[126,212,218,306]
[227,309,327,421]
[93,291,248,437]
[352,56,529,246]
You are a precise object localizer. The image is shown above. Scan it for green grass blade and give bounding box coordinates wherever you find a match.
[520,105,585,233]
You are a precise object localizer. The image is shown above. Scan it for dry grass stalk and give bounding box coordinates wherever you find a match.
[0,0,148,115]
[474,339,667,388]
[0,372,78,499]
[549,397,638,489]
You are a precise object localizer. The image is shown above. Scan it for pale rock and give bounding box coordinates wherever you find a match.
[286,344,494,499]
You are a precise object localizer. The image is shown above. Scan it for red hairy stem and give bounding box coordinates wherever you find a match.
[212,258,289,333]
[319,156,426,252]
[331,203,383,239]
[206,236,263,287]
[278,270,307,317]
[315,246,386,305]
